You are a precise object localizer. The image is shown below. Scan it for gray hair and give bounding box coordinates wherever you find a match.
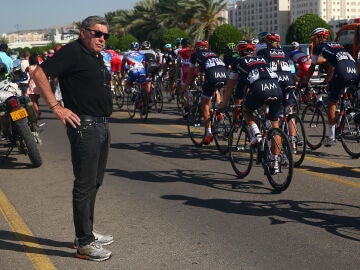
[80,16,108,29]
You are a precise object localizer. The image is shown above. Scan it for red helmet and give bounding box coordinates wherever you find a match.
[264,33,281,43]
[195,40,209,49]
[236,40,256,53]
[311,28,330,38]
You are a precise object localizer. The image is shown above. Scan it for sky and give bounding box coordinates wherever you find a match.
[0,0,140,34]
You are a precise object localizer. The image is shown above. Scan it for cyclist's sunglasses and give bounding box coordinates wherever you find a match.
[85,28,109,40]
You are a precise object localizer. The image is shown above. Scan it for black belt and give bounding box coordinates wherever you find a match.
[79,115,108,123]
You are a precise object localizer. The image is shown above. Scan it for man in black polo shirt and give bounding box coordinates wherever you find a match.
[33,16,113,262]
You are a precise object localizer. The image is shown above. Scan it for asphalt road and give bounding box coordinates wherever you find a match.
[0,100,359,270]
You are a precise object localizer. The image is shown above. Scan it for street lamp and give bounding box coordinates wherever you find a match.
[14,24,22,42]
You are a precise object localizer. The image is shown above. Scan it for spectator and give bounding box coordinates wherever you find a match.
[0,43,13,73]
[32,15,113,262]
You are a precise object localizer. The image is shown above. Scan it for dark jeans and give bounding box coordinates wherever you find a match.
[66,120,110,246]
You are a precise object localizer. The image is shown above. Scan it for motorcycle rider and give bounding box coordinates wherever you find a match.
[0,43,13,73]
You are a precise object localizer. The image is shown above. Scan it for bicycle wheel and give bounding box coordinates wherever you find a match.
[126,90,138,119]
[301,104,326,150]
[228,123,253,178]
[340,108,360,158]
[285,114,306,167]
[153,85,164,113]
[176,83,184,113]
[139,90,149,122]
[212,111,232,154]
[114,83,125,109]
[263,128,293,192]
[187,99,204,146]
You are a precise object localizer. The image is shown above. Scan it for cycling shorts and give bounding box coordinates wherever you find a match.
[201,67,227,99]
[243,79,283,121]
[126,67,147,84]
[328,60,358,102]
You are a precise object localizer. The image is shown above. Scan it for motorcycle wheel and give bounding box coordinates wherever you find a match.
[14,118,42,167]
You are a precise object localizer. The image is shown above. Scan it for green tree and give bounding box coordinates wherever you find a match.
[209,24,242,55]
[119,34,138,52]
[161,27,188,47]
[181,0,227,41]
[285,13,333,44]
[106,35,121,50]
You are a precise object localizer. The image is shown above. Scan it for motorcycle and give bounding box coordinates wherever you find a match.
[0,63,42,167]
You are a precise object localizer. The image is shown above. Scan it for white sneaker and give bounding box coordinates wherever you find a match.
[323,136,336,147]
[76,241,111,261]
[74,231,114,249]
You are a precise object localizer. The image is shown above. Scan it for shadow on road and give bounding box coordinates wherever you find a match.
[0,230,74,257]
[161,195,360,242]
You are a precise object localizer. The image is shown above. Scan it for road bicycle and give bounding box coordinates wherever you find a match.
[301,83,360,158]
[187,83,232,154]
[149,71,164,113]
[126,78,149,122]
[227,98,294,192]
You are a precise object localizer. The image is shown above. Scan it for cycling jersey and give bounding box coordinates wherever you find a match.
[122,51,146,83]
[189,49,227,98]
[289,49,310,79]
[177,47,195,84]
[140,49,159,77]
[100,50,112,74]
[312,42,358,101]
[257,46,294,104]
[229,55,282,120]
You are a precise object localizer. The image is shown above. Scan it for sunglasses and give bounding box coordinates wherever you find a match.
[85,28,109,40]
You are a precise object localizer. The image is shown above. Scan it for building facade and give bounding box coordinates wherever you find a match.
[228,0,360,44]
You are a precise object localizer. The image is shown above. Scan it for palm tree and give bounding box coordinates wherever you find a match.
[181,0,227,41]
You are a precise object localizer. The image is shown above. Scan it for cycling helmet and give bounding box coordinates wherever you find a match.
[175,37,183,46]
[164,43,172,49]
[236,40,256,55]
[311,27,330,38]
[195,40,209,49]
[225,42,236,51]
[264,33,281,43]
[130,42,140,51]
[291,41,300,49]
[141,40,151,49]
[257,32,269,43]
[181,38,190,47]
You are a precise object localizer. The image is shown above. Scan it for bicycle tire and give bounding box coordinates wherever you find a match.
[154,86,164,113]
[301,104,326,150]
[126,90,138,119]
[340,108,360,158]
[212,111,232,154]
[187,97,204,146]
[228,123,253,178]
[284,114,306,167]
[114,84,125,109]
[139,90,149,121]
[263,128,293,192]
[176,83,184,113]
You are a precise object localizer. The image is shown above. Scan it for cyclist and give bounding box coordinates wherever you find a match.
[162,43,177,101]
[122,43,146,90]
[181,40,227,144]
[174,37,183,56]
[304,27,358,146]
[218,40,283,170]
[223,42,238,70]
[140,40,159,104]
[288,41,311,85]
[175,38,195,117]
